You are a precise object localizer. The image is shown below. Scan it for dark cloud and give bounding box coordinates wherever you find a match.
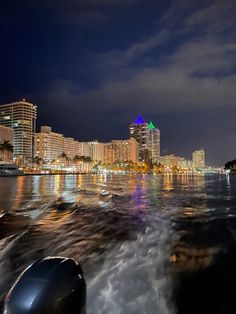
[184,0,236,35]
[45,0,145,26]
[41,0,236,113]
[0,0,146,27]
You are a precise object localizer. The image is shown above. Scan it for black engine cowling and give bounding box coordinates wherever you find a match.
[2,257,86,314]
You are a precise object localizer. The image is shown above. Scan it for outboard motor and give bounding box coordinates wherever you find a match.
[2,257,86,314]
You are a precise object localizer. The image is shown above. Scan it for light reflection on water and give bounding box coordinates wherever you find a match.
[0,174,236,314]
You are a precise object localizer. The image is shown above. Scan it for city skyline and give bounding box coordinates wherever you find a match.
[0,100,208,168]
[35,120,206,171]
[35,111,205,167]
[0,98,221,165]
[0,99,208,168]
[1,0,236,166]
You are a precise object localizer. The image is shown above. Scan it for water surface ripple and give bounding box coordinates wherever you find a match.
[0,174,236,314]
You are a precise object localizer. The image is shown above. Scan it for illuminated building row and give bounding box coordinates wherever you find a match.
[82,139,138,164]
[158,150,205,170]
[36,126,139,164]
[159,154,182,168]
[86,140,138,164]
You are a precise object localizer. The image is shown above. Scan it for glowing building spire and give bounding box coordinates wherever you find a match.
[135,114,145,125]
[148,121,155,129]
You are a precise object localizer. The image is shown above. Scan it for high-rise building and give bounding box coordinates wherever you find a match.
[192,149,205,169]
[104,143,114,165]
[77,141,112,164]
[36,126,64,162]
[36,126,80,162]
[88,141,107,163]
[0,100,37,162]
[130,115,160,162]
[78,142,90,157]
[112,138,138,163]
[130,115,149,161]
[63,137,80,160]
[148,121,160,163]
[0,125,14,162]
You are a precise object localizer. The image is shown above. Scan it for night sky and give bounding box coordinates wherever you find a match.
[1,0,236,166]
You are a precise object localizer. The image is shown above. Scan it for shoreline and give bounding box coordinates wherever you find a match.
[0,172,225,177]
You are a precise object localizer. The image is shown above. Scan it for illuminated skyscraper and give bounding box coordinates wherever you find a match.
[148,121,160,163]
[130,115,149,161]
[192,149,205,169]
[130,115,160,162]
[0,100,37,162]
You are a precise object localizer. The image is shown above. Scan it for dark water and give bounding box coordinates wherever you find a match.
[0,174,236,314]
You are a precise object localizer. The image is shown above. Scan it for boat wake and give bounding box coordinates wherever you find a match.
[87,214,175,314]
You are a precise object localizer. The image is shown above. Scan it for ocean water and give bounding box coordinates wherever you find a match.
[0,173,235,313]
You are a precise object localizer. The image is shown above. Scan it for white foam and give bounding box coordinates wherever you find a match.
[0,231,27,299]
[87,215,175,314]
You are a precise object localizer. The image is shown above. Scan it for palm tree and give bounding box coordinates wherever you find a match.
[0,140,13,152]
[73,155,80,163]
[34,156,43,165]
[84,156,92,163]
[59,152,67,160]
[74,156,92,163]
[0,140,13,162]
[65,156,71,165]
[225,159,236,173]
